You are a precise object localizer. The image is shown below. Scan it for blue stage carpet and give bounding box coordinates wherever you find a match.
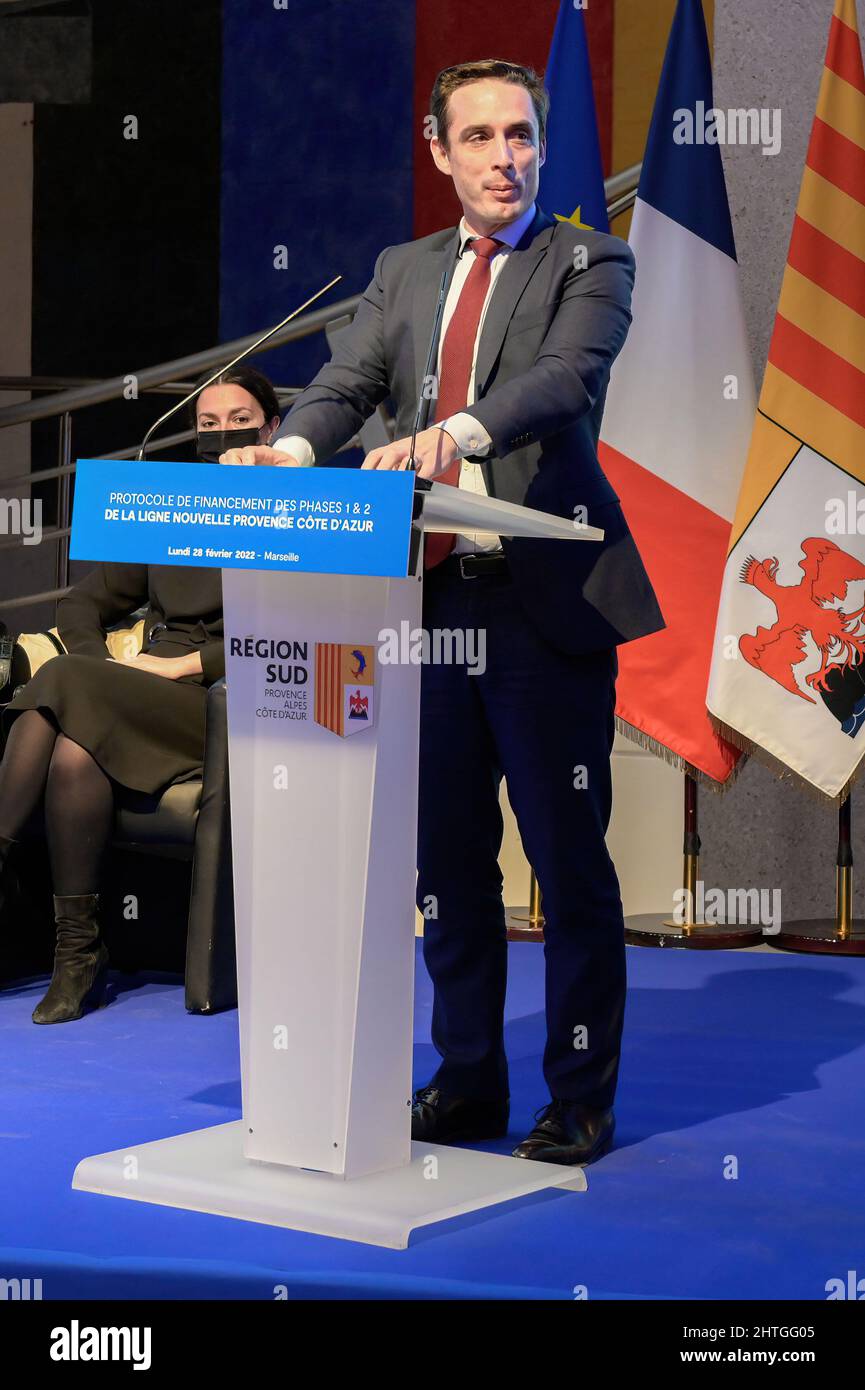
[1,941,864,1300]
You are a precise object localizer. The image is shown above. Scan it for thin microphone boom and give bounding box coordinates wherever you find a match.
[136,275,343,461]
[407,269,449,473]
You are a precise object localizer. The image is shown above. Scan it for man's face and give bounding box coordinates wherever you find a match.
[431,78,545,235]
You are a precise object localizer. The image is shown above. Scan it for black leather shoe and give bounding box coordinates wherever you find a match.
[512,1100,614,1165]
[410,1086,509,1143]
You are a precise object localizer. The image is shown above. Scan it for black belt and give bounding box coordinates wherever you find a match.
[435,551,509,579]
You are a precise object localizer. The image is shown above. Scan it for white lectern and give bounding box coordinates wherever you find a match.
[72,466,600,1247]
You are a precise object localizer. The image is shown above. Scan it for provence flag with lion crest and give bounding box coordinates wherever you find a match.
[707,0,865,798]
[314,644,375,738]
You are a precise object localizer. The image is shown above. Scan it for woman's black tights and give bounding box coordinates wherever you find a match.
[0,710,114,895]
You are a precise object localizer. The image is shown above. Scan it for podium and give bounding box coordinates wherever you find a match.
[69,460,601,1247]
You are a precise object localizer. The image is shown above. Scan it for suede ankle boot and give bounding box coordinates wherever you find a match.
[32,893,109,1024]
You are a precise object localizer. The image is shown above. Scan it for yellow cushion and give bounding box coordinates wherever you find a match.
[16,618,145,676]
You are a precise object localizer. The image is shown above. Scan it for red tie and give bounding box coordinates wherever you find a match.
[425,235,501,569]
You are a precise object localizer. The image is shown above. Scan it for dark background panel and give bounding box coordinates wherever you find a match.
[219,0,416,392]
[30,0,223,514]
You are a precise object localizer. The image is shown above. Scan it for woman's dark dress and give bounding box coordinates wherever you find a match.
[2,564,224,795]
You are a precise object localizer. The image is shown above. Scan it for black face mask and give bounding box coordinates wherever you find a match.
[196,426,264,463]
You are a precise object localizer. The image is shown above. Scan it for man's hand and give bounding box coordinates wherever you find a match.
[218,445,301,467]
[362,427,459,480]
[110,653,201,680]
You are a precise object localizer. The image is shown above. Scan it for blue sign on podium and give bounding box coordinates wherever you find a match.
[70,459,416,577]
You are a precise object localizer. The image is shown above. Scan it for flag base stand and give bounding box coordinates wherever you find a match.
[624,912,763,948]
[776,797,865,953]
[772,918,865,955]
[506,915,545,942]
[625,773,761,949]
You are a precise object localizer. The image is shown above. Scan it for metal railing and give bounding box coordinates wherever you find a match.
[0,298,359,430]
[0,376,201,396]
[604,161,641,220]
[0,162,641,437]
[0,161,642,616]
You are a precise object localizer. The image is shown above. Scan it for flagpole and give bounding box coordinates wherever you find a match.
[774,792,865,955]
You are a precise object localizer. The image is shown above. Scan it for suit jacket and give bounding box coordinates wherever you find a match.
[275,206,664,655]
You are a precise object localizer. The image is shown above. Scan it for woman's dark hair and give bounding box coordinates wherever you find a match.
[188,364,281,428]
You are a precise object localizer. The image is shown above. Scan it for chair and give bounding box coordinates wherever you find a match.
[113,677,236,1013]
[2,633,236,1014]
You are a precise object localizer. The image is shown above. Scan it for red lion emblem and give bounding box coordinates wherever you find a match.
[739,538,865,703]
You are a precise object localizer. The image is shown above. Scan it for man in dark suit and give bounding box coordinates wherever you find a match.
[223,59,663,1164]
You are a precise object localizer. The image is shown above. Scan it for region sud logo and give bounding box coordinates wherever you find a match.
[314,643,375,738]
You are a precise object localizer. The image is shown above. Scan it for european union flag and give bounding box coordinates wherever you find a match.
[538,0,608,234]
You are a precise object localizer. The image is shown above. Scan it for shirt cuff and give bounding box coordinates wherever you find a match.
[437,413,492,460]
[270,435,316,467]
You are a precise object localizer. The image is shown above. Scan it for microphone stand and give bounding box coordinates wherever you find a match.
[406,270,449,572]
[135,275,343,461]
[407,268,449,484]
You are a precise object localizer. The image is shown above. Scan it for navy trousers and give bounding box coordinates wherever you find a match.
[416,567,626,1110]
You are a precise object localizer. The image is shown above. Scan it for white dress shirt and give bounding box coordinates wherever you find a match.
[276,201,538,554]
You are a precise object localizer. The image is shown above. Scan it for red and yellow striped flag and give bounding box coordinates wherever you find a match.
[708,0,865,797]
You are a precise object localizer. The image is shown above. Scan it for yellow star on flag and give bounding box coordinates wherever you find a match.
[553,205,594,230]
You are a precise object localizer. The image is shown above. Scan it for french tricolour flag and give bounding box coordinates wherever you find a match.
[598,0,755,783]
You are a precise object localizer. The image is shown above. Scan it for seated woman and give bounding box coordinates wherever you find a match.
[0,365,281,1025]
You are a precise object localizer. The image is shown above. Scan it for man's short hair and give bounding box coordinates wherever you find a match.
[430,59,549,150]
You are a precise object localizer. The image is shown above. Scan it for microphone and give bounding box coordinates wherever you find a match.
[135,275,343,461]
[406,268,449,476]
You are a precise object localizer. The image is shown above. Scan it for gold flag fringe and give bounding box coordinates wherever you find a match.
[614,717,745,794]
[708,714,860,806]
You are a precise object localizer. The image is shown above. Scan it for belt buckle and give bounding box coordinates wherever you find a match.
[458,555,478,580]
